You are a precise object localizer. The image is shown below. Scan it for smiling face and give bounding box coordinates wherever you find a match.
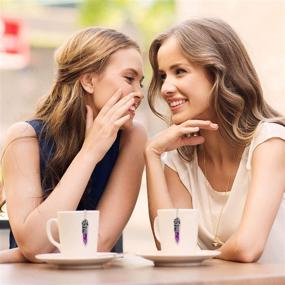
[157,37,214,125]
[88,47,144,128]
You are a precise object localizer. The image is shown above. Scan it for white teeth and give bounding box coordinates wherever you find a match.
[130,106,136,111]
[169,100,186,107]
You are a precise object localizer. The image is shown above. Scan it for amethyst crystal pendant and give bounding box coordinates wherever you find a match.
[81,218,89,246]
[173,217,181,243]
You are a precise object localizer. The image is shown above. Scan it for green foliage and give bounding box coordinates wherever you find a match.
[79,0,175,47]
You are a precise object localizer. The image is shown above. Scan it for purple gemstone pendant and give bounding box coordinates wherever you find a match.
[173,216,181,244]
[81,218,89,246]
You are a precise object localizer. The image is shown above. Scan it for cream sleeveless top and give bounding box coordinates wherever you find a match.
[162,122,285,263]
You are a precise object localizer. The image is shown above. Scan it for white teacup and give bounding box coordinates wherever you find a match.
[154,209,199,254]
[46,210,99,257]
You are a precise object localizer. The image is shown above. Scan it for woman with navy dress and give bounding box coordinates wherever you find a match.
[0,27,146,262]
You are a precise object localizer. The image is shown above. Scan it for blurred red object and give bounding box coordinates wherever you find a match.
[0,17,30,69]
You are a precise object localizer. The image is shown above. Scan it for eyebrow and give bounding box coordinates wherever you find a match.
[158,63,188,73]
[125,68,144,81]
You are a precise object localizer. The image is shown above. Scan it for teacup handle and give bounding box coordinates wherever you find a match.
[153,216,160,242]
[46,218,61,250]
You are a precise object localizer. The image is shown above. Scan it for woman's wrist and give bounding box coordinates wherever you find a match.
[144,143,163,159]
[78,145,101,166]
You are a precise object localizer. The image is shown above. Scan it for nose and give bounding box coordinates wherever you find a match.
[133,84,144,100]
[161,79,176,98]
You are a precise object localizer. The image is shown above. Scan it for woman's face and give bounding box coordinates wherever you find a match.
[157,37,214,125]
[89,47,144,128]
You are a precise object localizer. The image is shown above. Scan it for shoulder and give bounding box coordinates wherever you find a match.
[3,121,37,147]
[250,128,285,189]
[247,122,285,170]
[251,122,285,150]
[253,123,285,159]
[254,122,285,139]
[120,121,147,149]
[162,149,193,174]
[2,121,39,163]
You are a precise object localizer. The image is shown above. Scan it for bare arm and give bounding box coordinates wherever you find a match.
[0,248,27,263]
[218,138,285,262]
[96,122,147,251]
[147,162,193,249]
[3,122,103,262]
[145,120,218,248]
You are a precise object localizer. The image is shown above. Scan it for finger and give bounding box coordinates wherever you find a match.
[109,97,135,121]
[181,120,218,130]
[106,92,137,116]
[97,89,122,118]
[114,114,131,128]
[85,105,94,137]
[180,126,200,136]
[180,135,205,146]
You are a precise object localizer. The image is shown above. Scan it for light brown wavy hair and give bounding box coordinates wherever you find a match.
[1,27,140,200]
[148,18,284,161]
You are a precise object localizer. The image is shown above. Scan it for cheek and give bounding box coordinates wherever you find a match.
[92,84,113,110]
[119,80,134,96]
[106,76,133,97]
[92,92,110,111]
[93,79,118,108]
[93,74,136,112]
[186,80,212,104]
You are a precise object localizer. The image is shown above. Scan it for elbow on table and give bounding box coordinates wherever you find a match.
[19,245,43,263]
[236,248,262,263]
[233,239,264,263]
[18,248,38,263]
[17,240,49,263]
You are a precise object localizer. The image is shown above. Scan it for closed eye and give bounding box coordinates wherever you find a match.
[175,68,186,76]
[125,76,144,89]
[125,76,135,84]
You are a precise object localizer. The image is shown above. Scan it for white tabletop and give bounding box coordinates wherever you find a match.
[0,254,285,285]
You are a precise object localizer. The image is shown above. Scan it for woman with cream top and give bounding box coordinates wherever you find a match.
[146,18,285,263]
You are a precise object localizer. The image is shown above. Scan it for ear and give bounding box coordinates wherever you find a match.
[80,73,97,94]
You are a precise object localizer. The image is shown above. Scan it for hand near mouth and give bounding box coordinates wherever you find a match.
[82,89,139,161]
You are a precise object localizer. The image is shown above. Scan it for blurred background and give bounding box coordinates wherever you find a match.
[0,0,284,252]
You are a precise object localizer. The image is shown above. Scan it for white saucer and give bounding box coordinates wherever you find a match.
[136,250,220,267]
[36,252,121,268]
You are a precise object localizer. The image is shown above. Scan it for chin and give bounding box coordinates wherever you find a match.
[172,110,210,124]
[171,112,193,125]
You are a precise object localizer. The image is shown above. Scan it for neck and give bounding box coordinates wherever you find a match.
[198,128,244,165]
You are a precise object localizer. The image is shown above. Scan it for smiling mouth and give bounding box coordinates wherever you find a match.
[167,99,188,109]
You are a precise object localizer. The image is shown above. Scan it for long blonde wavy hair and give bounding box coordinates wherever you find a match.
[148,18,283,161]
[2,27,140,196]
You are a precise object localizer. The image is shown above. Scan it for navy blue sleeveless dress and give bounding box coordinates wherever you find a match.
[9,120,123,252]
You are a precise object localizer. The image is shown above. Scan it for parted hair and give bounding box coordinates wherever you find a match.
[148,18,283,161]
